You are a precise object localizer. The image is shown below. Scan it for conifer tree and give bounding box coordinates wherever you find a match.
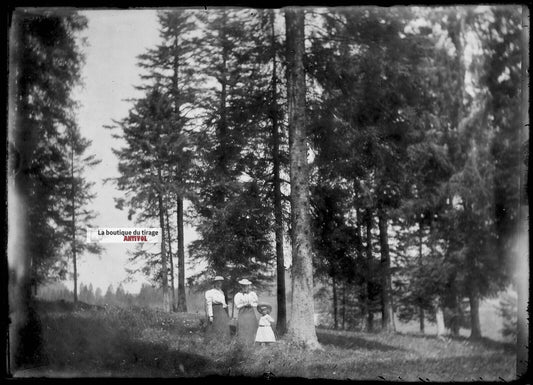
[111,86,179,312]
[64,127,102,303]
[285,7,320,348]
[8,9,87,368]
[136,10,198,312]
[188,9,275,295]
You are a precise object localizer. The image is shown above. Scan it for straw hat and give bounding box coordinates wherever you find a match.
[238,278,252,285]
[257,303,272,312]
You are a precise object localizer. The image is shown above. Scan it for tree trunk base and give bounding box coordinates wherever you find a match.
[469,332,482,340]
[276,323,287,337]
[286,332,323,350]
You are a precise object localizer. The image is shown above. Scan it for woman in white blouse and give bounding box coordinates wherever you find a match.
[204,276,230,339]
[233,279,259,345]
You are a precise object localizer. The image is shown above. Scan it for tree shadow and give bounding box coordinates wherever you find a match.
[374,354,513,381]
[475,336,516,353]
[316,331,404,352]
[28,301,218,377]
[307,353,514,381]
[396,331,516,353]
[120,340,215,376]
[35,299,104,312]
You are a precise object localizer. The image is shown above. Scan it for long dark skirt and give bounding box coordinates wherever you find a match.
[236,306,258,345]
[206,304,230,340]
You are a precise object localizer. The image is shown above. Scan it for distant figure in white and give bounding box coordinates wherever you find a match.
[255,304,276,345]
[233,279,259,345]
[204,276,230,339]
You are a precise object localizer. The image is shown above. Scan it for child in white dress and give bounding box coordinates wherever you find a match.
[255,304,276,345]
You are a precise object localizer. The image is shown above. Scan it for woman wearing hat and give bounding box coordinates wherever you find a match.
[233,279,259,345]
[205,276,230,339]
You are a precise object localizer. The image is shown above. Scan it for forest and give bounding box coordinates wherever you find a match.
[7,5,527,379]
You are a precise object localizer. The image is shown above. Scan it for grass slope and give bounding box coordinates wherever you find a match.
[12,300,516,380]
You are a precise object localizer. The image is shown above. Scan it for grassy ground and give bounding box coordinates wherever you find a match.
[12,300,516,380]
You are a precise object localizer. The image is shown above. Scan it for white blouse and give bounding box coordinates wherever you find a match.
[258,314,274,326]
[205,288,227,317]
[233,291,258,310]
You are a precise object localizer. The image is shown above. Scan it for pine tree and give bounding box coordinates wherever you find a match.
[285,8,320,348]
[188,9,275,295]
[137,10,198,312]
[111,86,181,312]
[307,6,434,332]
[259,8,289,336]
[104,284,115,305]
[63,127,102,303]
[8,9,87,369]
[433,6,523,339]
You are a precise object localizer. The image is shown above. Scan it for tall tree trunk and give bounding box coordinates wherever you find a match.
[355,207,369,331]
[169,30,188,314]
[342,283,346,330]
[176,195,187,312]
[365,209,374,333]
[378,206,394,332]
[419,307,425,334]
[332,273,338,330]
[443,9,466,336]
[446,11,466,338]
[390,290,397,331]
[428,219,446,337]
[448,280,461,337]
[285,8,319,348]
[270,9,286,336]
[165,208,176,311]
[418,222,424,334]
[157,169,171,312]
[468,284,481,339]
[71,143,78,304]
[464,212,481,340]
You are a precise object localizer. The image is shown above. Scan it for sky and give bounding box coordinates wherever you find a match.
[71,10,200,294]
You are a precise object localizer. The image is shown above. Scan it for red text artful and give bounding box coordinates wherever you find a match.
[123,235,148,242]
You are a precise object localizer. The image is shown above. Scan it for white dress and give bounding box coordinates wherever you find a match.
[255,314,276,343]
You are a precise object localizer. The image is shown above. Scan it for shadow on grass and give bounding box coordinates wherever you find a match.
[475,337,516,353]
[118,340,215,376]
[396,331,516,353]
[36,327,217,377]
[36,299,104,312]
[307,353,514,381]
[316,330,404,352]
[30,301,220,377]
[455,335,516,353]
